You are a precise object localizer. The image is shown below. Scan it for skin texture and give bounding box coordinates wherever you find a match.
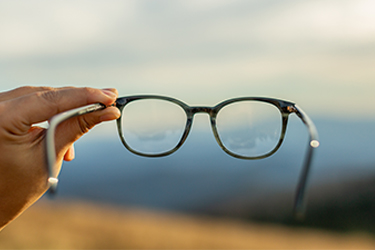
[0,86,121,230]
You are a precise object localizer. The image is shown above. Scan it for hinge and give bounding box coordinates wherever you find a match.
[287,105,297,113]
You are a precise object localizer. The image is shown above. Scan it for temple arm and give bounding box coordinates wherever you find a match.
[45,103,106,193]
[292,105,319,219]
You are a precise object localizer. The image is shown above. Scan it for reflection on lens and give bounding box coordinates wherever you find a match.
[121,99,186,155]
[216,101,282,158]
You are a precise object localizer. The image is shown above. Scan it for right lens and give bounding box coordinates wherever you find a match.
[121,98,187,156]
[215,100,282,158]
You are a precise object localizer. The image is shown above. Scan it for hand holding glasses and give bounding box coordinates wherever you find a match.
[45,95,319,219]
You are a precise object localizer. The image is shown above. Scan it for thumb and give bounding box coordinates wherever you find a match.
[53,106,121,159]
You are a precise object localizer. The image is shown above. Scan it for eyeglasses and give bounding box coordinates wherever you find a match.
[45,95,319,219]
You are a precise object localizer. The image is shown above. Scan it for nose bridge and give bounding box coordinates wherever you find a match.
[191,106,213,115]
[187,106,215,134]
[187,106,217,145]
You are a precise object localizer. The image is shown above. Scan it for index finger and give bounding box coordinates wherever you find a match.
[3,87,118,135]
[0,86,56,102]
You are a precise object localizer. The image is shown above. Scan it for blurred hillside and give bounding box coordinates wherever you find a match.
[212,172,375,234]
[1,200,375,249]
[47,118,375,236]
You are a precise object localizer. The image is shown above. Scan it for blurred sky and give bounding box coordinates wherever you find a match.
[0,0,374,120]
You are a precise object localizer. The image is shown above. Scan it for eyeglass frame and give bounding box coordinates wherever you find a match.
[45,95,319,219]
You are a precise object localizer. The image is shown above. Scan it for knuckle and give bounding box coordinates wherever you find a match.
[16,86,34,92]
[82,87,95,98]
[36,89,61,113]
[0,86,56,103]
[39,86,55,92]
[18,86,54,94]
[0,102,19,138]
[39,89,60,103]
[77,116,94,135]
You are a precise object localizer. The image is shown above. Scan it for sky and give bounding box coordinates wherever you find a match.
[0,0,374,120]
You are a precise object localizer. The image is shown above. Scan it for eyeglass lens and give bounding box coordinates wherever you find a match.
[121,98,283,158]
[215,101,282,158]
[121,99,187,155]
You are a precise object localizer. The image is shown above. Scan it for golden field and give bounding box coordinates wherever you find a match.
[1,200,375,249]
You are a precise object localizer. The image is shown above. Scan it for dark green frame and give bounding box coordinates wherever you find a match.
[115,95,291,159]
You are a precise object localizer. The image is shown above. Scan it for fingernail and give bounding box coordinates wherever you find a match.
[101,89,117,99]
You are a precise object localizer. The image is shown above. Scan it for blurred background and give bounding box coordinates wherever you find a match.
[1,0,375,248]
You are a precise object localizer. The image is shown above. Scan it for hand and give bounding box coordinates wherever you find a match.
[0,86,121,229]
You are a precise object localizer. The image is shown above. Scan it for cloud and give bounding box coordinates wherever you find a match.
[0,0,136,57]
[2,0,374,58]
[0,0,374,118]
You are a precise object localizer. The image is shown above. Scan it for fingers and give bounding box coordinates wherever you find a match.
[2,87,118,135]
[0,86,55,102]
[63,145,75,161]
[0,85,121,222]
[54,106,121,155]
